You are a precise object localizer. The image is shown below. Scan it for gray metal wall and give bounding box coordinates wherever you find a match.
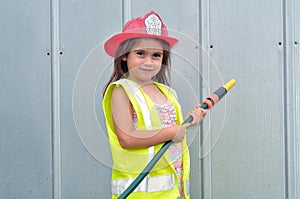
[1,0,299,199]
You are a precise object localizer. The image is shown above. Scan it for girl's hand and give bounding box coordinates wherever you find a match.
[184,105,207,128]
[172,105,207,143]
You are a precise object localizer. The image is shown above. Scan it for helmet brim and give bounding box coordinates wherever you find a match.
[104,32,179,57]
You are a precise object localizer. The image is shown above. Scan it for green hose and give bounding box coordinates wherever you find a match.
[117,79,236,198]
[117,104,208,199]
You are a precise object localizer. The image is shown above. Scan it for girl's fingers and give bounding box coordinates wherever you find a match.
[184,105,207,126]
[191,107,206,124]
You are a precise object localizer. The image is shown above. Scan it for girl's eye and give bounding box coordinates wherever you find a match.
[136,51,145,56]
[153,53,162,59]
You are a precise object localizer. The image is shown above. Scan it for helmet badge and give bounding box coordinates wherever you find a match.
[144,14,162,35]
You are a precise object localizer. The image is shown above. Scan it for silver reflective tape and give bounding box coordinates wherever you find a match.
[121,79,154,162]
[122,79,152,130]
[147,174,175,192]
[186,180,190,195]
[112,174,175,194]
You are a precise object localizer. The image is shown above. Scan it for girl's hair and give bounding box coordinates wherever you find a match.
[102,38,172,96]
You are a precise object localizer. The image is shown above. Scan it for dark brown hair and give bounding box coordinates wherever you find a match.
[102,38,172,96]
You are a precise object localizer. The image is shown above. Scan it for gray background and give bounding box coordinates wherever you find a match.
[1,0,299,198]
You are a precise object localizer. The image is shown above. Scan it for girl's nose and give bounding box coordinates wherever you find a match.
[144,55,153,65]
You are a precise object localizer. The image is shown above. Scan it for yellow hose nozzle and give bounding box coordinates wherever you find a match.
[224,79,236,91]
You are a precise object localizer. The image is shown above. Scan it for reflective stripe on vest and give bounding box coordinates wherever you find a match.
[121,79,154,161]
[112,174,175,195]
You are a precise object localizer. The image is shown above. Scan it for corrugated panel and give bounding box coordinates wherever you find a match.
[293,0,300,198]
[0,1,52,198]
[59,0,121,198]
[206,0,285,198]
[285,0,300,198]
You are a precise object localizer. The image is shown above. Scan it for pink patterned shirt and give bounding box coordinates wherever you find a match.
[133,100,184,198]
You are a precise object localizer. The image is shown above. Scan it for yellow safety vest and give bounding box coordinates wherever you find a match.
[102,79,190,199]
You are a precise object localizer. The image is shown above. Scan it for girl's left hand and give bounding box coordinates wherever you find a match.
[183,105,207,128]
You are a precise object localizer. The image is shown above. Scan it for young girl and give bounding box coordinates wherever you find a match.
[102,11,206,199]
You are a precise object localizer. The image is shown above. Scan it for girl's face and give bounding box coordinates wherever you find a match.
[123,38,164,84]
